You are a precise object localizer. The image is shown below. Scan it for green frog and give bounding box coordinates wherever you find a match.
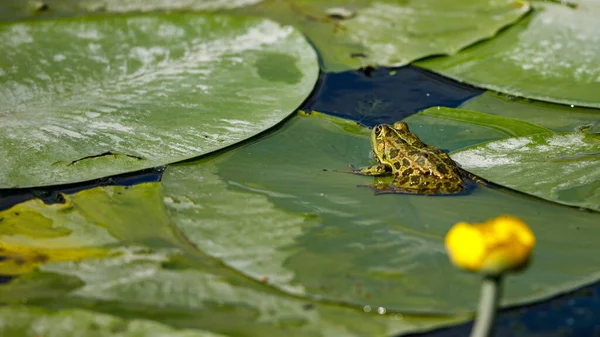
[339,121,479,194]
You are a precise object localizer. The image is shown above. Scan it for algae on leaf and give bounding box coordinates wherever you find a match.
[237,0,530,72]
[0,12,318,188]
[417,2,600,108]
[451,131,600,211]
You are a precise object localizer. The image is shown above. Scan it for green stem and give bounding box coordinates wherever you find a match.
[470,274,503,337]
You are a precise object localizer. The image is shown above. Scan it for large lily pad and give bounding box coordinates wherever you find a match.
[236,0,531,72]
[451,131,600,211]
[0,182,464,336]
[161,112,600,315]
[0,12,318,188]
[417,2,600,108]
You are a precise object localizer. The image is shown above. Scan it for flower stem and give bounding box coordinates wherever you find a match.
[470,274,503,337]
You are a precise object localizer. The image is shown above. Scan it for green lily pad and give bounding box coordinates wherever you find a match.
[0,182,464,336]
[0,0,265,23]
[236,0,531,72]
[418,107,552,137]
[0,306,226,337]
[451,132,600,211]
[161,112,600,315]
[0,12,318,188]
[402,106,551,152]
[459,91,600,132]
[417,2,600,108]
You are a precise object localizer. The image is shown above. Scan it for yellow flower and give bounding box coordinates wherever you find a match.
[445,215,535,275]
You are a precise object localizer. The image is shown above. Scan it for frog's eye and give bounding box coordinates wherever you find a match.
[393,122,408,131]
[374,125,382,136]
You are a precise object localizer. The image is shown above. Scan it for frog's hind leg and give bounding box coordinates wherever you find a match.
[464,171,489,186]
[335,163,390,176]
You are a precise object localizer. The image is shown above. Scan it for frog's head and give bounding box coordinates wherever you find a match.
[370,123,404,162]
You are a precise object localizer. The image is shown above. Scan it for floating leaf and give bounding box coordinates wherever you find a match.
[0,13,318,187]
[459,91,600,132]
[236,0,530,72]
[451,132,600,211]
[78,0,265,13]
[35,248,457,336]
[417,2,600,108]
[0,0,265,23]
[0,182,463,335]
[0,306,226,337]
[161,113,600,316]
[418,107,552,137]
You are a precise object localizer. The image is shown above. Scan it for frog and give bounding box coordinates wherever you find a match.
[338,121,481,195]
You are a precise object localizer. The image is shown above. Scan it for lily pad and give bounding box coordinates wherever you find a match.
[417,2,600,108]
[0,0,265,23]
[0,306,226,337]
[236,0,531,72]
[78,0,264,13]
[459,91,600,132]
[451,132,600,211]
[0,182,464,336]
[0,12,318,188]
[402,106,550,152]
[161,112,600,315]
[417,107,552,137]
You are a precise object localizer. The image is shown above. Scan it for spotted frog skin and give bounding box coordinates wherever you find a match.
[342,121,474,194]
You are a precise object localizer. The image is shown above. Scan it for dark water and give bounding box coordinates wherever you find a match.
[0,166,164,211]
[405,280,600,337]
[0,65,598,337]
[301,65,483,127]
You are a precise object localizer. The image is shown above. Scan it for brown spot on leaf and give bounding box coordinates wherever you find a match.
[34,254,49,263]
[350,52,367,58]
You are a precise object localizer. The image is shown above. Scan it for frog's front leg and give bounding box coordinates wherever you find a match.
[335,163,390,176]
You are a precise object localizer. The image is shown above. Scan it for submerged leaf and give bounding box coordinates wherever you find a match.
[451,132,600,211]
[417,2,600,108]
[0,13,318,187]
[237,0,530,72]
